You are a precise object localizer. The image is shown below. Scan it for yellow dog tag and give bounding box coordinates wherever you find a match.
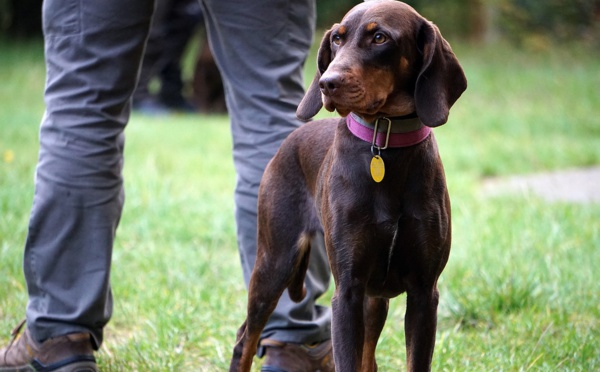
[370,155,385,182]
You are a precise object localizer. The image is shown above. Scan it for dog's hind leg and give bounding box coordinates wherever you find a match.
[361,297,389,372]
[230,320,252,372]
[230,257,296,371]
[230,226,313,371]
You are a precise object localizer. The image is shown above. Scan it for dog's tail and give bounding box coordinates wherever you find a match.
[287,232,312,302]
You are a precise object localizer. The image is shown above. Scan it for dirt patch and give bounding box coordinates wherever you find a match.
[481,166,600,203]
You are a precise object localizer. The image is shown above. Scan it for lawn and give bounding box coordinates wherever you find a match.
[0,36,599,371]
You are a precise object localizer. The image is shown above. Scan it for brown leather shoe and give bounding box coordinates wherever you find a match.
[260,338,334,372]
[0,320,97,372]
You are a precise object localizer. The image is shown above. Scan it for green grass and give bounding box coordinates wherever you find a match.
[1,37,599,371]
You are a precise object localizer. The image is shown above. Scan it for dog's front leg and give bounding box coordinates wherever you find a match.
[331,282,367,371]
[404,286,440,372]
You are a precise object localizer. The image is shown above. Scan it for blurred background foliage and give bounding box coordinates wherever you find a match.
[316,0,600,48]
[1,0,599,47]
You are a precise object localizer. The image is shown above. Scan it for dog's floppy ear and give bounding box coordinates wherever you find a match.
[296,28,335,121]
[414,21,467,127]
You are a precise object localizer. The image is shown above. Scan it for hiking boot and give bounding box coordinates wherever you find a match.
[0,320,97,372]
[260,338,334,372]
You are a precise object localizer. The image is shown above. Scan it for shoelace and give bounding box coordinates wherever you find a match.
[8,319,27,347]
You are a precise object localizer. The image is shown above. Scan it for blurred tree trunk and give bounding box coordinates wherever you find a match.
[468,0,502,44]
[468,0,486,42]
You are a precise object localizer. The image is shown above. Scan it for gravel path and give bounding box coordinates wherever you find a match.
[481,166,600,203]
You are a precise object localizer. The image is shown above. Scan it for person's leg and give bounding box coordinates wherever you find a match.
[200,0,331,345]
[23,0,154,349]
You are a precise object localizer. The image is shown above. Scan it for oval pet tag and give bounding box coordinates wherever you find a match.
[370,155,385,182]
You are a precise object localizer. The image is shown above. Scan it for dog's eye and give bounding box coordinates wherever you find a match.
[373,33,387,44]
[332,34,342,45]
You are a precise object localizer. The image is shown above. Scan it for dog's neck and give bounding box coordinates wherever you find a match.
[347,113,432,148]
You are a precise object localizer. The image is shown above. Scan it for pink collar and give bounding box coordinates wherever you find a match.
[346,113,431,148]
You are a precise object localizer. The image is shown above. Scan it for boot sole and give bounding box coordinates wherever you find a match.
[0,361,97,372]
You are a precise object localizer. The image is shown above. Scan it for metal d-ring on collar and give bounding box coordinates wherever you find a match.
[371,117,392,157]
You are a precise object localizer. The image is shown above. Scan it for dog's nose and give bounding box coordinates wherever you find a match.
[319,72,342,96]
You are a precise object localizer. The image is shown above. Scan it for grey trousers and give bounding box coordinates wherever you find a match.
[26,0,330,349]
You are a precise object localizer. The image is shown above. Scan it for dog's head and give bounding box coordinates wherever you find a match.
[297,0,467,127]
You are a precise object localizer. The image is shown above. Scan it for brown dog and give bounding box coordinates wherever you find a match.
[230,1,466,371]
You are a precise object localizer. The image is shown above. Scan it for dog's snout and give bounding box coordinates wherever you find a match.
[319,72,343,96]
